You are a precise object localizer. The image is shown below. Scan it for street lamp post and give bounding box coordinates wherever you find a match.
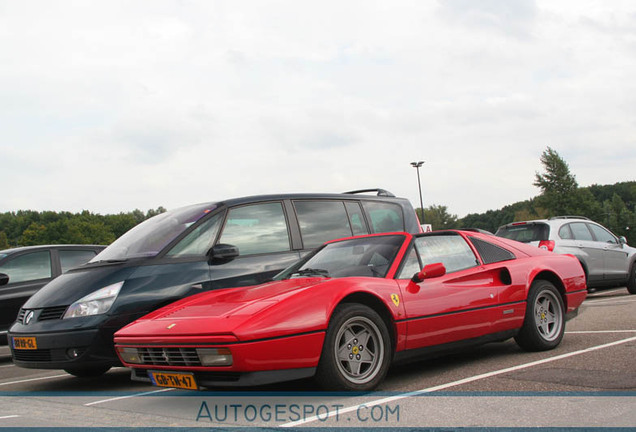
[410,161,425,223]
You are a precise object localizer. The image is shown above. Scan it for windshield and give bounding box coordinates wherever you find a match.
[91,203,219,262]
[495,223,549,243]
[276,235,405,280]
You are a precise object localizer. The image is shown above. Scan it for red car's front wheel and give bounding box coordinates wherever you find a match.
[316,304,391,391]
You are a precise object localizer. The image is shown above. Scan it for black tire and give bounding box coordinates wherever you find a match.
[627,262,636,295]
[315,304,391,391]
[64,366,111,378]
[515,280,565,351]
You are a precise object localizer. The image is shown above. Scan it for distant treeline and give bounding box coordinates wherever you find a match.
[2,181,635,250]
[0,207,166,249]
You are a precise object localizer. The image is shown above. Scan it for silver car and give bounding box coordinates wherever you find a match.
[496,216,636,294]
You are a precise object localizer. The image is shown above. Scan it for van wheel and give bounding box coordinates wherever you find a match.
[515,280,565,351]
[315,304,391,391]
[627,262,636,295]
[64,366,111,378]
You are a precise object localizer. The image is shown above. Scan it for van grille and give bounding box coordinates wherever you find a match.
[39,306,68,321]
[13,349,52,362]
[17,306,68,324]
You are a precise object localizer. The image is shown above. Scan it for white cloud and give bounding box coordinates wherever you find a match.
[1,0,635,219]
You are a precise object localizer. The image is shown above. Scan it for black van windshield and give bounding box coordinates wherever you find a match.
[90,203,218,262]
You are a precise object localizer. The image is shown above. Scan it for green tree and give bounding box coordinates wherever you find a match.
[0,207,165,247]
[0,231,9,249]
[21,223,48,246]
[533,147,579,215]
[422,205,458,230]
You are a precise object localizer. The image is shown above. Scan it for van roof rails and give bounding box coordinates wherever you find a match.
[343,188,396,197]
[549,216,590,220]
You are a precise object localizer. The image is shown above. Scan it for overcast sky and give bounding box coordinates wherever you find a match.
[1,0,635,218]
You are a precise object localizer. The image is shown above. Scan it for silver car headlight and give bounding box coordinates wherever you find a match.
[63,281,123,319]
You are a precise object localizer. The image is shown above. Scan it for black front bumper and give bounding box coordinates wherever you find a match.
[9,327,120,370]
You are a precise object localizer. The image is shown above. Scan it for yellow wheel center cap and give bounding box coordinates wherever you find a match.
[352,346,359,355]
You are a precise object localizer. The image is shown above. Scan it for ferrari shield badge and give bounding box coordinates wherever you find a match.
[391,294,400,307]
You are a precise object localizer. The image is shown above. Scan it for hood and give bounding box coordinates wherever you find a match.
[23,264,137,308]
[116,277,331,339]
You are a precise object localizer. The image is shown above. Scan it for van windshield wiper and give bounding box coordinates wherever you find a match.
[87,259,128,265]
[291,268,330,278]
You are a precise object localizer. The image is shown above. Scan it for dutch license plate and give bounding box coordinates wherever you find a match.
[13,336,37,350]
[149,371,198,390]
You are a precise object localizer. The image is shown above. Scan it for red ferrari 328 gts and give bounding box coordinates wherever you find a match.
[114,230,587,391]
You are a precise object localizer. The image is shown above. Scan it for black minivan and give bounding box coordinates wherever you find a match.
[9,190,421,377]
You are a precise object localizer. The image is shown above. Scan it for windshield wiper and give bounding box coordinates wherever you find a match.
[291,268,330,278]
[87,259,128,265]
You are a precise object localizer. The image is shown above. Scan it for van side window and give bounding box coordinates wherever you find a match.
[344,202,369,236]
[219,203,291,255]
[60,250,99,272]
[0,251,52,283]
[294,201,353,249]
[166,212,224,257]
[362,202,404,233]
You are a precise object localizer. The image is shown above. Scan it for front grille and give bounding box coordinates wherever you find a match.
[138,347,202,367]
[39,306,68,321]
[13,349,52,362]
[17,306,68,324]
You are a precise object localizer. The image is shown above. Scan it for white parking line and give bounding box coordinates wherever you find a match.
[0,364,15,368]
[566,330,636,334]
[282,335,636,427]
[585,296,636,305]
[587,288,625,296]
[0,366,126,387]
[84,387,175,406]
[0,415,20,419]
[0,373,69,387]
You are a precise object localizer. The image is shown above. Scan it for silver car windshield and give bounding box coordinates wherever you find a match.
[90,203,218,262]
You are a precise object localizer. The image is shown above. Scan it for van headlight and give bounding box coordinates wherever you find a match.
[63,282,123,319]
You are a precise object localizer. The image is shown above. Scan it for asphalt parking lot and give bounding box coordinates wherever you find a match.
[0,288,634,429]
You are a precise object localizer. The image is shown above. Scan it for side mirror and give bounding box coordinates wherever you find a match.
[411,263,446,283]
[208,244,239,264]
[0,273,9,286]
[619,236,628,246]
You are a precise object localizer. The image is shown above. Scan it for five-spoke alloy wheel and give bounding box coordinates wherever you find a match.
[316,304,391,391]
[515,280,565,351]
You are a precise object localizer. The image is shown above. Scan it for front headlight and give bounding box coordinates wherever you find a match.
[117,347,142,364]
[63,281,123,319]
[197,348,233,366]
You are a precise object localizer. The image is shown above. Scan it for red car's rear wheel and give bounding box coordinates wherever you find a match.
[515,280,565,351]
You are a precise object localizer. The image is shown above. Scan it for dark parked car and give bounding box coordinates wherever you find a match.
[0,245,105,344]
[9,190,421,377]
